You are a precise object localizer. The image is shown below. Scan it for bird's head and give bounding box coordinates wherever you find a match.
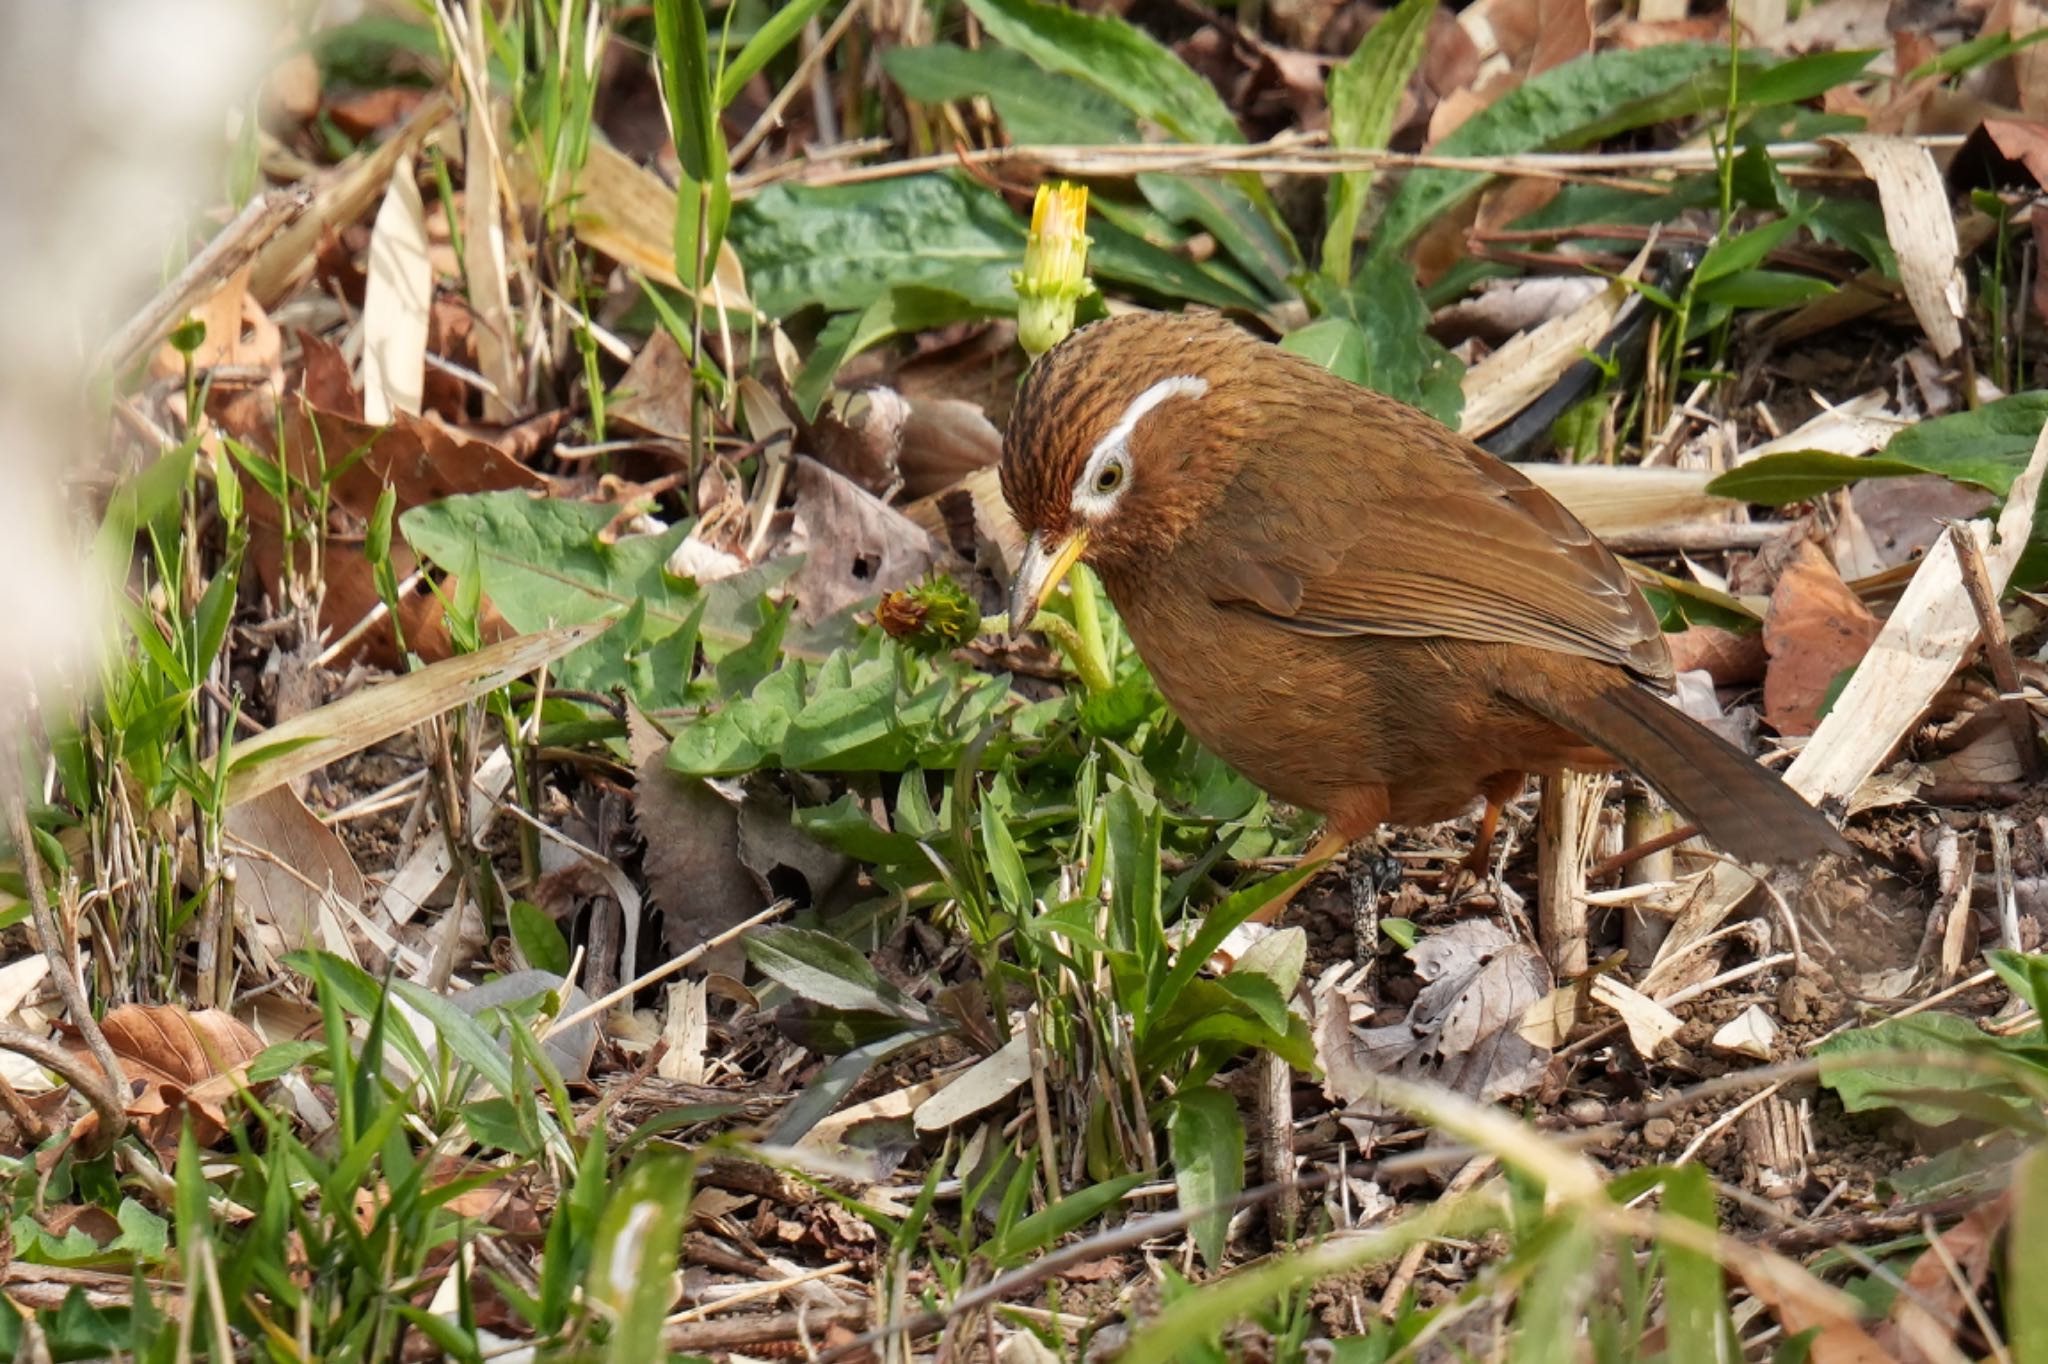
[999,311,1268,629]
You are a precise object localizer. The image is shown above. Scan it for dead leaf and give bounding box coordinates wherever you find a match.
[1763,542,1882,735]
[63,1006,266,1160]
[631,708,765,967]
[224,784,365,952]
[788,456,947,625]
[609,328,697,445]
[1983,117,2048,187]
[1732,1246,1907,1364]
[897,396,1001,501]
[1317,921,1553,1111]
[1874,1197,2007,1364]
[359,155,432,422]
[1831,135,1967,360]
[1668,625,1767,687]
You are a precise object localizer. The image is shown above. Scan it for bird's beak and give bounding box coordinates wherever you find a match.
[1010,530,1089,634]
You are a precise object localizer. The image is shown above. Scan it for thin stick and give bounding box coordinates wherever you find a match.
[730,0,869,165]
[542,900,792,1039]
[96,187,310,375]
[2,746,128,1155]
[0,1027,127,1153]
[1950,524,2041,779]
[734,134,1967,196]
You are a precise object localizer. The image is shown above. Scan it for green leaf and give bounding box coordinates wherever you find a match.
[1300,255,1466,426]
[586,1150,695,1364]
[965,0,1241,145]
[1089,207,1268,312]
[1169,1085,1245,1269]
[880,41,1135,145]
[1736,47,1879,107]
[794,283,997,418]
[1282,317,1370,386]
[1696,216,1805,283]
[1694,268,1833,309]
[653,0,730,292]
[2012,1144,2048,1364]
[1655,1164,1731,1364]
[1987,949,2048,1029]
[1881,392,2048,498]
[1706,451,1928,505]
[714,0,830,108]
[980,794,1034,916]
[246,1039,325,1083]
[1137,173,1298,302]
[731,172,1025,318]
[1322,0,1434,284]
[509,901,571,976]
[401,491,817,699]
[391,979,518,1099]
[746,925,930,1020]
[1817,1012,2029,1126]
[986,1173,1146,1264]
[1372,45,1731,256]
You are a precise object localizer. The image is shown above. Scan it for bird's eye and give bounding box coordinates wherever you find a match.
[1094,461,1125,495]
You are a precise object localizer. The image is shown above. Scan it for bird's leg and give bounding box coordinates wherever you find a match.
[1456,771,1528,900]
[1249,790,1389,926]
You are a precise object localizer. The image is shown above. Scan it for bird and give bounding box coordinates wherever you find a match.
[999,311,1850,907]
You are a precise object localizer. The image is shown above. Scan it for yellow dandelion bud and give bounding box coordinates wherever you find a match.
[1015,182,1094,358]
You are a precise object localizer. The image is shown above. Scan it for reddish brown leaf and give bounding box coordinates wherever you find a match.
[1985,118,2048,187]
[63,1005,266,1160]
[1763,542,1881,736]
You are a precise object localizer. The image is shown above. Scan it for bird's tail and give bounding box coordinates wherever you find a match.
[1510,674,1851,868]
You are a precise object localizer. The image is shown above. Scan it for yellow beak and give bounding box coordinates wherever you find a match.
[1009,530,1089,633]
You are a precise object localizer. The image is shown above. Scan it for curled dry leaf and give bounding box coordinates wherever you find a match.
[1316,920,1552,1113]
[62,1005,266,1161]
[1763,542,1882,736]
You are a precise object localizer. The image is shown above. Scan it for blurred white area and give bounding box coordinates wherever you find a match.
[0,1,263,728]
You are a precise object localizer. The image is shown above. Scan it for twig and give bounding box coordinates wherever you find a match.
[1588,820,1700,882]
[542,900,794,1039]
[809,1173,1337,1364]
[1950,524,2042,779]
[1377,1155,1493,1319]
[0,1027,127,1155]
[1,740,128,1156]
[96,187,310,375]
[734,134,1967,197]
[661,1304,869,1353]
[731,0,870,165]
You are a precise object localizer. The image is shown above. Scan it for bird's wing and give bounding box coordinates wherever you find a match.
[1204,393,1673,687]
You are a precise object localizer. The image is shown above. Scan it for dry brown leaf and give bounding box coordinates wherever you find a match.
[609,328,697,445]
[63,1005,265,1160]
[1875,1199,2006,1364]
[1831,135,1967,360]
[1459,262,1633,438]
[788,456,947,625]
[1733,1245,1906,1364]
[225,784,365,952]
[1763,542,1882,736]
[225,621,609,806]
[630,708,765,967]
[1318,921,1552,1109]
[1668,625,1767,686]
[1787,416,2048,797]
[1984,117,2048,186]
[252,93,453,307]
[552,138,752,314]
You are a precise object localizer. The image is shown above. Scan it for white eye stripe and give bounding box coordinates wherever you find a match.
[1070,374,1208,518]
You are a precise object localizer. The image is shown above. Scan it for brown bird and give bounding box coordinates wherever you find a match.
[1001,312,1849,896]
